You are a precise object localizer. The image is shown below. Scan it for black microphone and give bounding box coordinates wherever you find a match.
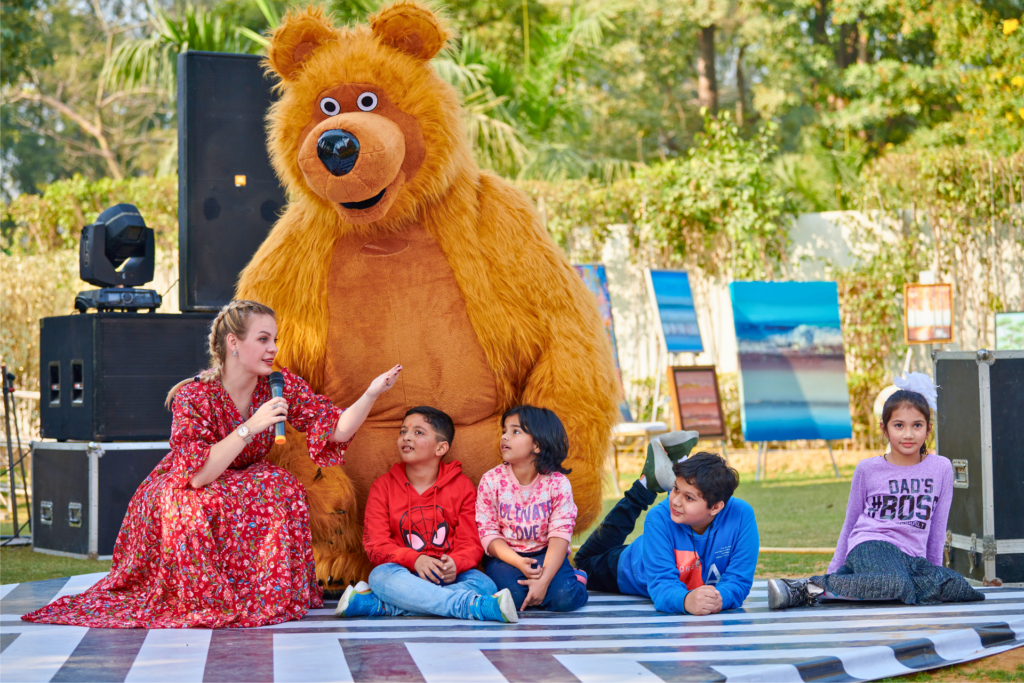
[269,371,286,445]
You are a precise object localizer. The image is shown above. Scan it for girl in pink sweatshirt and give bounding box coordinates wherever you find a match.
[476,406,588,612]
[768,373,983,610]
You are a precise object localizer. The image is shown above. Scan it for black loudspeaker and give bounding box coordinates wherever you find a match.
[39,313,215,441]
[177,51,284,311]
[935,350,1024,585]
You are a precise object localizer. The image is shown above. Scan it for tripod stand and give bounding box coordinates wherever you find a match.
[2,365,31,546]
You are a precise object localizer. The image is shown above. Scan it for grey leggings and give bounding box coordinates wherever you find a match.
[811,541,984,605]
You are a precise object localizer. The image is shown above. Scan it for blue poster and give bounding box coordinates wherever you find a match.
[573,264,622,377]
[730,281,853,442]
[648,270,703,353]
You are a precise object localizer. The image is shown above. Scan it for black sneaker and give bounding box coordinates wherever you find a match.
[767,578,823,610]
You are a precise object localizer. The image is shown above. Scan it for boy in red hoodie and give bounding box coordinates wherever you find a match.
[335,407,518,623]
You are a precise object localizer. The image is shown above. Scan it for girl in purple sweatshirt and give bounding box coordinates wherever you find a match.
[768,373,983,609]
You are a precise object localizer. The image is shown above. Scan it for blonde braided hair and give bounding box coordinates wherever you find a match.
[164,300,277,409]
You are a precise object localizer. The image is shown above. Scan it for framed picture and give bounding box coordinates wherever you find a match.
[995,311,1024,350]
[730,281,853,442]
[904,283,954,345]
[667,366,726,438]
[645,269,703,353]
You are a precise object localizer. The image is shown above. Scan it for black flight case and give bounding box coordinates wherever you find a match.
[934,350,1024,586]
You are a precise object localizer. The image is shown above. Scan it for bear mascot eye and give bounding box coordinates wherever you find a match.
[320,97,341,116]
[356,92,378,111]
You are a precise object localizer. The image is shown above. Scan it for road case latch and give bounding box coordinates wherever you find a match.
[952,460,969,488]
[68,502,82,528]
[983,535,998,563]
[40,501,53,525]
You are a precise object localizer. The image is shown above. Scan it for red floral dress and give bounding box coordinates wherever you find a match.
[22,368,348,629]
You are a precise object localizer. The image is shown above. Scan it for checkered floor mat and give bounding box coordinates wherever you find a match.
[2,574,1022,682]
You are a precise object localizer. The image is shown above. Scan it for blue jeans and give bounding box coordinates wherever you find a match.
[368,563,498,618]
[484,549,589,612]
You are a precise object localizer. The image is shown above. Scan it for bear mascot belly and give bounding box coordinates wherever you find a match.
[236,0,619,590]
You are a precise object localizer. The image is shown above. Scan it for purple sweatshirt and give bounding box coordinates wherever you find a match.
[829,454,953,572]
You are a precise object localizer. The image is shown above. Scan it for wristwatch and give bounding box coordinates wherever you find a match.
[236,424,253,445]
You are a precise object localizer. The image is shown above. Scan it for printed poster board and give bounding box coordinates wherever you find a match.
[995,312,1024,350]
[573,264,623,386]
[667,366,726,438]
[645,269,703,353]
[904,283,954,345]
[730,281,853,442]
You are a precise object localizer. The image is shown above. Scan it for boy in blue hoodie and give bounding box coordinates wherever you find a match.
[575,433,758,615]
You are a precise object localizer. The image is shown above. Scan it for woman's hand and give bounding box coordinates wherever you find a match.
[330,364,403,443]
[367,365,402,398]
[247,397,288,434]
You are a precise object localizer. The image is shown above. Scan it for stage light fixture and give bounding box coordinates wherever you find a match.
[76,203,162,313]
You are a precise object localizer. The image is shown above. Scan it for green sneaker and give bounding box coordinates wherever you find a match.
[641,430,700,494]
[640,439,675,494]
[659,430,700,463]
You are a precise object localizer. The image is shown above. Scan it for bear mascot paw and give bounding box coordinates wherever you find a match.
[236,0,620,591]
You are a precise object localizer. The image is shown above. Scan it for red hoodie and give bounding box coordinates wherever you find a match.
[362,460,484,575]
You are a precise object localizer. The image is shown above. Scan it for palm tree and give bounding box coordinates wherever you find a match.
[510,0,634,181]
[105,4,259,97]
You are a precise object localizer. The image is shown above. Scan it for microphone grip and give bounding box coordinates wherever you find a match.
[269,372,286,445]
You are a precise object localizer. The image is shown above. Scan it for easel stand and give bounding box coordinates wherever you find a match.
[754,440,840,482]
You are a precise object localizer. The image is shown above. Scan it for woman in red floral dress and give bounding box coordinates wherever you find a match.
[23,300,401,629]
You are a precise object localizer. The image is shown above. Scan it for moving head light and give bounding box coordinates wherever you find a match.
[76,203,162,313]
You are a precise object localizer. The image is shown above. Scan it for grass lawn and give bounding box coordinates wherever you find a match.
[0,546,111,585]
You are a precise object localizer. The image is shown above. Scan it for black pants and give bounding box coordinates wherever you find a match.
[812,540,984,605]
[575,480,657,593]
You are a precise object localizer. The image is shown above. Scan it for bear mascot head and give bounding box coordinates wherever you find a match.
[236,0,620,590]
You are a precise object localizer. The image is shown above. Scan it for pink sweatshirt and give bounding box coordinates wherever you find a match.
[475,463,577,555]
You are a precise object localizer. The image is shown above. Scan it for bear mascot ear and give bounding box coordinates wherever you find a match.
[267,6,337,82]
[371,1,450,61]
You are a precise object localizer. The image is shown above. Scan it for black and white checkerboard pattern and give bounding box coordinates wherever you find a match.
[2,574,1022,682]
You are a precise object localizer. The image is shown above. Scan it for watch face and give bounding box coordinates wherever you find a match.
[238,425,250,437]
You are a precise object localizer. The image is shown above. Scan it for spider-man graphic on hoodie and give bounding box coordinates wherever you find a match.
[400,506,452,553]
[363,460,483,574]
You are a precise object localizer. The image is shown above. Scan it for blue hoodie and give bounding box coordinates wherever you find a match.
[617,496,759,613]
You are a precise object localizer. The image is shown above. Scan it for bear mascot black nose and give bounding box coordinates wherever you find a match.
[317,129,360,176]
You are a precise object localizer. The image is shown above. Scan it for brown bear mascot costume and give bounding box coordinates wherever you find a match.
[236,0,620,591]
